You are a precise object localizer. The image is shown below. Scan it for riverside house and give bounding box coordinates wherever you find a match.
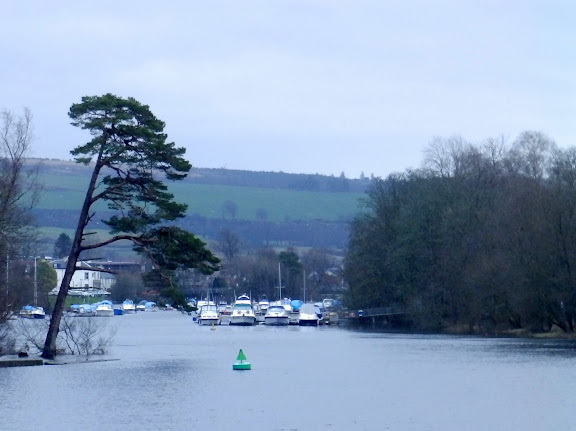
[50,259,116,295]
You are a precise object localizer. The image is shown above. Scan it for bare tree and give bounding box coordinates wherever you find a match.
[16,316,116,358]
[0,108,41,323]
[301,248,337,301]
[507,131,556,179]
[0,321,16,356]
[216,228,241,262]
[423,135,470,178]
[0,108,41,233]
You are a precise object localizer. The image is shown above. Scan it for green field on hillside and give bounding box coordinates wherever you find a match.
[37,173,365,222]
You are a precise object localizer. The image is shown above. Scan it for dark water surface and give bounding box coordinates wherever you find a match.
[2,311,576,430]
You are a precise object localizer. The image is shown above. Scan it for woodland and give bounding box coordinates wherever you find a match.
[345,133,576,333]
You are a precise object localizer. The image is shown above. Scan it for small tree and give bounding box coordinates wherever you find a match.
[36,259,57,308]
[221,200,238,219]
[279,248,302,298]
[42,94,220,359]
[53,233,72,259]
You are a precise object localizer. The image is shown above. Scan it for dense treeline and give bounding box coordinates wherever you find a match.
[345,132,576,333]
[184,168,369,193]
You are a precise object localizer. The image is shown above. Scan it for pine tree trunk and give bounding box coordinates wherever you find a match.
[41,154,102,359]
[41,249,80,359]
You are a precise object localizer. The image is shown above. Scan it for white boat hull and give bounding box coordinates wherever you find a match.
[198,317,220,326]
[19,307,46,319]
[299,304,320,326]
[288,311,300,325]
[298,318,319,326]
[76,311,96,317]
[264,316,289,326]
[95,309,114,317]
[229,315,257,326]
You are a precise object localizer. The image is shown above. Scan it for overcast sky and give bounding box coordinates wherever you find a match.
[2,1,575,178]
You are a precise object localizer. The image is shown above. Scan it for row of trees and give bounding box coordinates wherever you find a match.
[345,132,576,333]
[179,167,369,193]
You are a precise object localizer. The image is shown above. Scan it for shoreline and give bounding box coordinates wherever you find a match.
[345,319,576,340]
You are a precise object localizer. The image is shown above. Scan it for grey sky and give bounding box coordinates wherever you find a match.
[2,1,574,178]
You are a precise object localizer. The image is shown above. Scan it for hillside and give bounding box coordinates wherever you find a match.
[31,159,368,253]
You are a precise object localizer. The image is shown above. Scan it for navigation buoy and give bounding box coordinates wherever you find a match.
[233,348,251,370]
[210,324,216,330]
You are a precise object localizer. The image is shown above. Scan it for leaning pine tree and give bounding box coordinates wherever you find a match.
[42,94,220,359]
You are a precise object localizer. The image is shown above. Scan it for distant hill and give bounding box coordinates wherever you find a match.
[30,159,370,252]
[35,158,371,193]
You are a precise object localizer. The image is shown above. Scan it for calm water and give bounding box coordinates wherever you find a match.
[1,311,576,431]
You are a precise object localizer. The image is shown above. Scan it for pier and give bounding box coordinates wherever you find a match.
[345,306,406,326]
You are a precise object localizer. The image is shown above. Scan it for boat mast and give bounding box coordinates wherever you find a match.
[34,257,37,307]
[278,262,282,300]
[303,269,306,303]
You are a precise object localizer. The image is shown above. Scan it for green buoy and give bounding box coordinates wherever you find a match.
[233,348,251,370]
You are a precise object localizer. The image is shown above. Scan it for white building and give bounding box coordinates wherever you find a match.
[51,259,116,293]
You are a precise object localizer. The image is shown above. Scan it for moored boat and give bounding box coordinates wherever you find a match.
[71,303,96,316]
[253,302,265,324]
[121,299,136,314]
[279,298,293,314]
[19,305,34,318]
[19,305,46,319]
[229,295,257,326]
[197,304,220,325]
[314,302,327,325]
[95,300,114,317]
[264,304,289,326]
[217,301,228,315]
[288,299,302,324]
[298,303,319,326]
[145,301,158,312]
[291,299,303,312]
[258,296,270,313]
[31,307,46,319]
[235,294,251,305]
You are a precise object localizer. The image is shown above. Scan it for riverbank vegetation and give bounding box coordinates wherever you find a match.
[345,132,576,334]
